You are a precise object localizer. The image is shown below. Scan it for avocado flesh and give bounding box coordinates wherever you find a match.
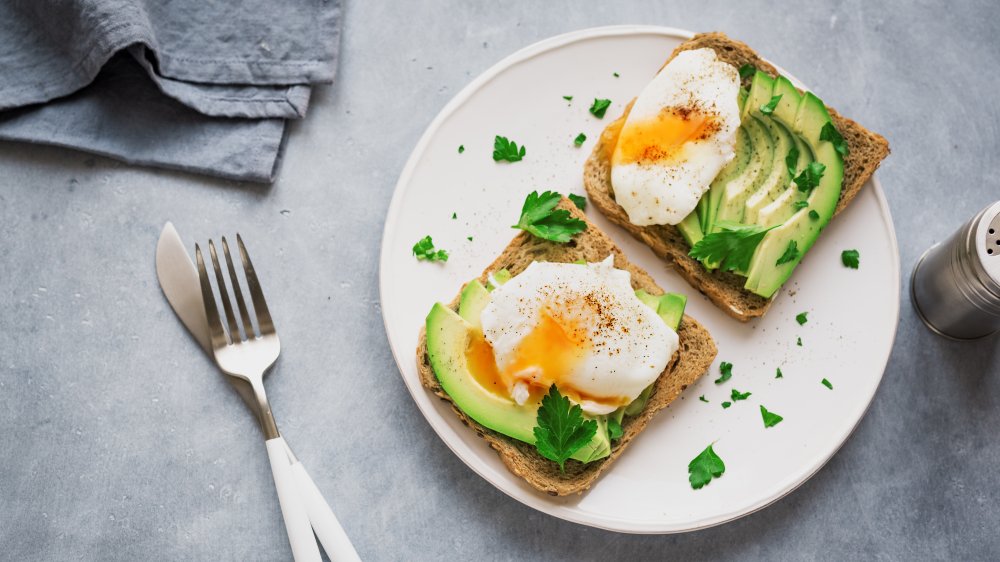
[710,115,774,232]
[743,92,844,297]
[741,116,797,226]
[696,124,753,237]
[426,281,686,463]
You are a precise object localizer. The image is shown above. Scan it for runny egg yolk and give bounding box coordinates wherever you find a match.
[613,106,719,166]
[465,310,629,408]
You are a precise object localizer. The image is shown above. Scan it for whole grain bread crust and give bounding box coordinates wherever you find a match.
[584,32,891,321]
[415,200,717,496]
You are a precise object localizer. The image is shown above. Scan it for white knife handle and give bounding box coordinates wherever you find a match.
[266,438,321,562]
[290,460,362,562]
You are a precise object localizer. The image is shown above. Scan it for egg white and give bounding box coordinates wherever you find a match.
[479,257,678,414]
[611,48,741,226]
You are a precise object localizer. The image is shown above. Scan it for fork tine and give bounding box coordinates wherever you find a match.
[209,239,241,343]
[222,236,254,339]
[236,234,275,335]
[196,244,229,349]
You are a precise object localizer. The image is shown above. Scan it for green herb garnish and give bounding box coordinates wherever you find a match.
[513,191,587,243]
[568,193,587,210]
[786,146,800,177]
[574,133,587,147]
[796,312,808,325]
[776,367,783,379]
[613,72,620,77]
[760,94,782,115]
[821,378,833,389]
[738,64,756,80]
[797,337,803,347]
[809,209,820,220]
[775,240,800,266]
[699,395,709,403]
[533,386,598,473]
[689,221,775,273]
[607,418,623,441]
[412,236,448,262]
[716,361,733,384]
[563,95,573,101]
[458,145,465,154]
[842,249,860,269]
[793,200,809,210]
[730,389,751,401]
[820,122,850,156]
[688,444,726,489]
[451,212,457,219]
[794,161,826,194]
[492,135,526,162]
[722,401,732,409]
[589,98,612,118]
[760,405,784,428]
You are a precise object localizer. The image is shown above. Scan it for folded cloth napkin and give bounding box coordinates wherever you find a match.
[0,0,342,182]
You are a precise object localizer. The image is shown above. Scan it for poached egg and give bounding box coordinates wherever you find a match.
[611,48,741,226]
[470,257,678,415]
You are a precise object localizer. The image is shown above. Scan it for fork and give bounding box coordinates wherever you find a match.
[195,235,359,562]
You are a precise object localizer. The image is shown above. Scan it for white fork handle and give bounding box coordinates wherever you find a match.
[289,460,361,562]
[266,438,321,562]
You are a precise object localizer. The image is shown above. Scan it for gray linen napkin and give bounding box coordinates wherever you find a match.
[0,0,342,182]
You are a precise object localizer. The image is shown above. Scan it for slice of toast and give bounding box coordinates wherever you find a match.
[415,199,717,496]
[584,32,891,321]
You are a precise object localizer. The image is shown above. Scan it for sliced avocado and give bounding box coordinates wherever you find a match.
[426,303,611,462]
[744,92,844,297]
[702,124,754,234]
[770,75,803,124]
[676,211,704,247]
[624,384,654,416]
[485,268,511,290]
[656,292,687,329]
[741,116,796,226]
[634,289,660,311]
[710,115,774,232]
[741,71,776,121]
[458,280,491,326]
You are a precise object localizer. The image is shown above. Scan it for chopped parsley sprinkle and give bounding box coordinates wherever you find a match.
[451,212,457,219]
[820,122,850,156]
[842,249,860,269]
[492,135,526,162]
[730,388,751,401]
[786,146,800,177]
[467,236,473,241]
[589,98,612,118]
[699,395,709,403]
[716,361,733,384]
[760,405,784,428]
[412,236,448,262]
[738,64,756,80]
[760,94,782,115]
[688,445,725,489]
[458,145,465,154]
[776,240,800,266]
[613,72,620,77]
[794,161,826,194]
[793,200,809,210]
[568,193,586,210]
[563,95,573,101]
[797,337,803,347]
[796,312,809,325]
[809,209,820,220]
[776,367,784,379]
[821,378,833,390]
[574,133,587,146]
[721,401,732,409]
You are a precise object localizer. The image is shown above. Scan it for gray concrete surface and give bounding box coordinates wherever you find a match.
[2,1,999,560]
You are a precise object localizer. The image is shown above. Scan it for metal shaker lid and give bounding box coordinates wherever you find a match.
[977,200,1000,287]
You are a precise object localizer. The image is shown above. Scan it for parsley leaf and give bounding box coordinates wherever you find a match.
[458,145,465,154]
[589,98,612,118]
[568,193,587,210]
[796,312,809,325]
[775,240,800,266]
[716,361,733,384]
[607,418,623,440]
[533,386,598,472]
[793,200,809,210]
[760,94,782,115]
[574,133,587,147]
[513,191,587,243]
[613,72,620,77]
[842,249,860,269]
[493,135,526,162]
[776,367,784,379]
[820,122,850,156]
[797,337,803,347]
[721,401,732,409]
[821,378,833,390]
[689,221,775,273]
[688,444,726,489]
[786,146,800,177]
[794,161,826,194]
[809,209,820,220]
[563,95,573,101]
[412,236,448,262]
[699,395,709,403]
[738,64,756,80]
[451,212,457,219]
[760,405,784,428]
[467,236,473,241]
[730,388,751,401]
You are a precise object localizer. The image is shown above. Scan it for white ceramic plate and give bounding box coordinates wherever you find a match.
[380,26,899,533]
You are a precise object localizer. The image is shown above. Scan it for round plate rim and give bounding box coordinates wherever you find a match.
[379,24,901,534]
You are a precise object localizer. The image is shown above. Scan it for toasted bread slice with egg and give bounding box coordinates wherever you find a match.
[415,199,717,496]
[584,32,890,321]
